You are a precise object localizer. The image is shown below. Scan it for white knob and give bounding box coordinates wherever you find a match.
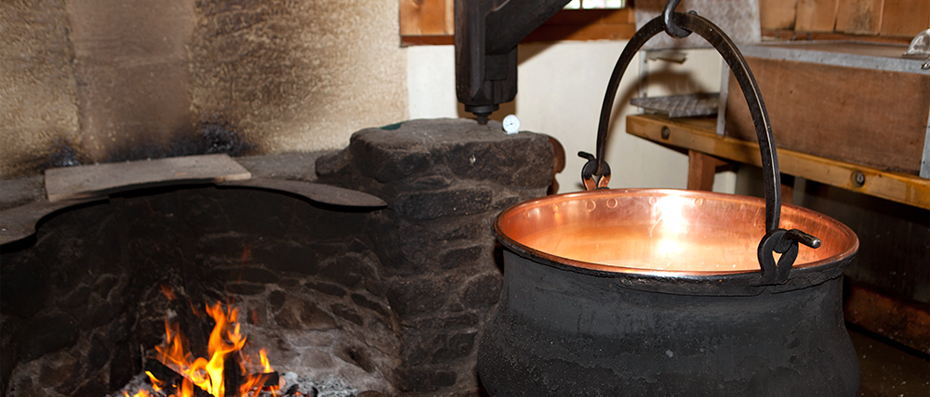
[502,114,520,135]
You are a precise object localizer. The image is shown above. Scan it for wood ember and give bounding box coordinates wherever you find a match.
[110,369,354,397]
[223,355,240,396]
[144,357,280,397]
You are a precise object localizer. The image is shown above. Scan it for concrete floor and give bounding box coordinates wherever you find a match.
[850,326,930,396]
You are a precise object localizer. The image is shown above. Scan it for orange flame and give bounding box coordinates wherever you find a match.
[160,284,177,301]
[153,301,277,397]
[144,371,165,391]
[236,348,278,397]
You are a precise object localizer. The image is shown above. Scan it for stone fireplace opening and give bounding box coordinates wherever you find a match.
[0,119,555,396]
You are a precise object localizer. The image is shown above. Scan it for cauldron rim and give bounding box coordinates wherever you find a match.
[495,188,858,294]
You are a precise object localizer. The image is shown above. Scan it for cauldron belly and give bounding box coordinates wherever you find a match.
[477,252,860,396]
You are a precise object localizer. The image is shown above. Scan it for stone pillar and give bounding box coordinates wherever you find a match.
[316,118,554,395]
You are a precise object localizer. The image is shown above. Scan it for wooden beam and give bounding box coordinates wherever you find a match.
[399,0,453,36]
[626,114,930,210]
[761,29,912,44]
[401,7,635,46]
[845,283,930,355]
[401,34,454,46]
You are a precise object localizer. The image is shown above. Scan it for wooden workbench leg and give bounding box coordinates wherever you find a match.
[781,174,795,205]
[687,150,725,191]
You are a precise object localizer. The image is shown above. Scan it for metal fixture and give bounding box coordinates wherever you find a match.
[905,28,930,70]
[454,0,572,124]
[852,170,866,187]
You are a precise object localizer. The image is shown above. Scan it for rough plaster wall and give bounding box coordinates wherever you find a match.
[0,0,408,179]
[0,0,81,178]
[69,0,198,162]
[190,0,408,154]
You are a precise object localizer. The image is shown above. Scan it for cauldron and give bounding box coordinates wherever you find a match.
[478,3,861,396]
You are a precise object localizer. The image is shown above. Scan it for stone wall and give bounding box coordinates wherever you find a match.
[1,119,554,396]
[315,119,553,395]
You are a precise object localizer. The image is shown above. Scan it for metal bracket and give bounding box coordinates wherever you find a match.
[454,0,571,124]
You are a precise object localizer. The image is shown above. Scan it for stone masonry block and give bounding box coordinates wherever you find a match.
[396,186,492,220]
[349,130,434,183]
[446,135,554,189]
[439,246,483,269]
[461,272,503,309]
[387,278,447,318]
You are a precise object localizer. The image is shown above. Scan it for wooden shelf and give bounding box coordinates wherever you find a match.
[626,114,930,210]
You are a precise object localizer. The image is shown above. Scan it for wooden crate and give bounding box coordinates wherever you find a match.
[722,41,930,178]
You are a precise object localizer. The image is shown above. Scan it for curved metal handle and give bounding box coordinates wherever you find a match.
[589,10,819,284]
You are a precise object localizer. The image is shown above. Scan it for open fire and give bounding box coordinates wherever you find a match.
[125,288,280,397]
[2,119,553,397]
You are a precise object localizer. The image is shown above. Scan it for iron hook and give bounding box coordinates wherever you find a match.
[663,0,692,38]
[579,151,611,190]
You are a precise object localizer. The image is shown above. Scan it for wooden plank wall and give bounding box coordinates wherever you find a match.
[760,0,930,38]
[399,0,635,46]
[401,1,927,45]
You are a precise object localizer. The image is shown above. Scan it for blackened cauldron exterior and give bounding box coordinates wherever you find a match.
[478,189,860,396]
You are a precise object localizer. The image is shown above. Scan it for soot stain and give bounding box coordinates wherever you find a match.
[32,137,90,174]
[46,139,85,168]
[190,117,253,156]
[105,116,254,163]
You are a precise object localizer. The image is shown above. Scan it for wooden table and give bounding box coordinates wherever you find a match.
[627,114,930,210]
[626,113,930,354]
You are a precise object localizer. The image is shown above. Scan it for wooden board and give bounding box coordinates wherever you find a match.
[759,0,799,30]
[45,153,251,202]
[400,7,636,46]
[880,0,930,37]
[220,178,386,208]
[725,56,930,176]
[399,0,453,36]
[627,114,930,210]
[795,0,839,32]
[835,0,885,34]
[523,9,636,42]
[762,29,912,44]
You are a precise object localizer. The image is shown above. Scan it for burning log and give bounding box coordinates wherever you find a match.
[223,355,240,397]
[144,359,212,397]
[145,297,280,397]
[146,356,280,397]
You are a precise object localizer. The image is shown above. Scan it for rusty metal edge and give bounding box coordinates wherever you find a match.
[0,198,106,246]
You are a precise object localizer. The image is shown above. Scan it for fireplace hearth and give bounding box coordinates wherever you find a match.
[0,119,555,397]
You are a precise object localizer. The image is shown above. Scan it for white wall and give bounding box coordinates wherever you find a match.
[406,41,734,194]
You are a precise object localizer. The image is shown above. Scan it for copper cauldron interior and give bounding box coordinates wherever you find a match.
[496,189,859,276]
